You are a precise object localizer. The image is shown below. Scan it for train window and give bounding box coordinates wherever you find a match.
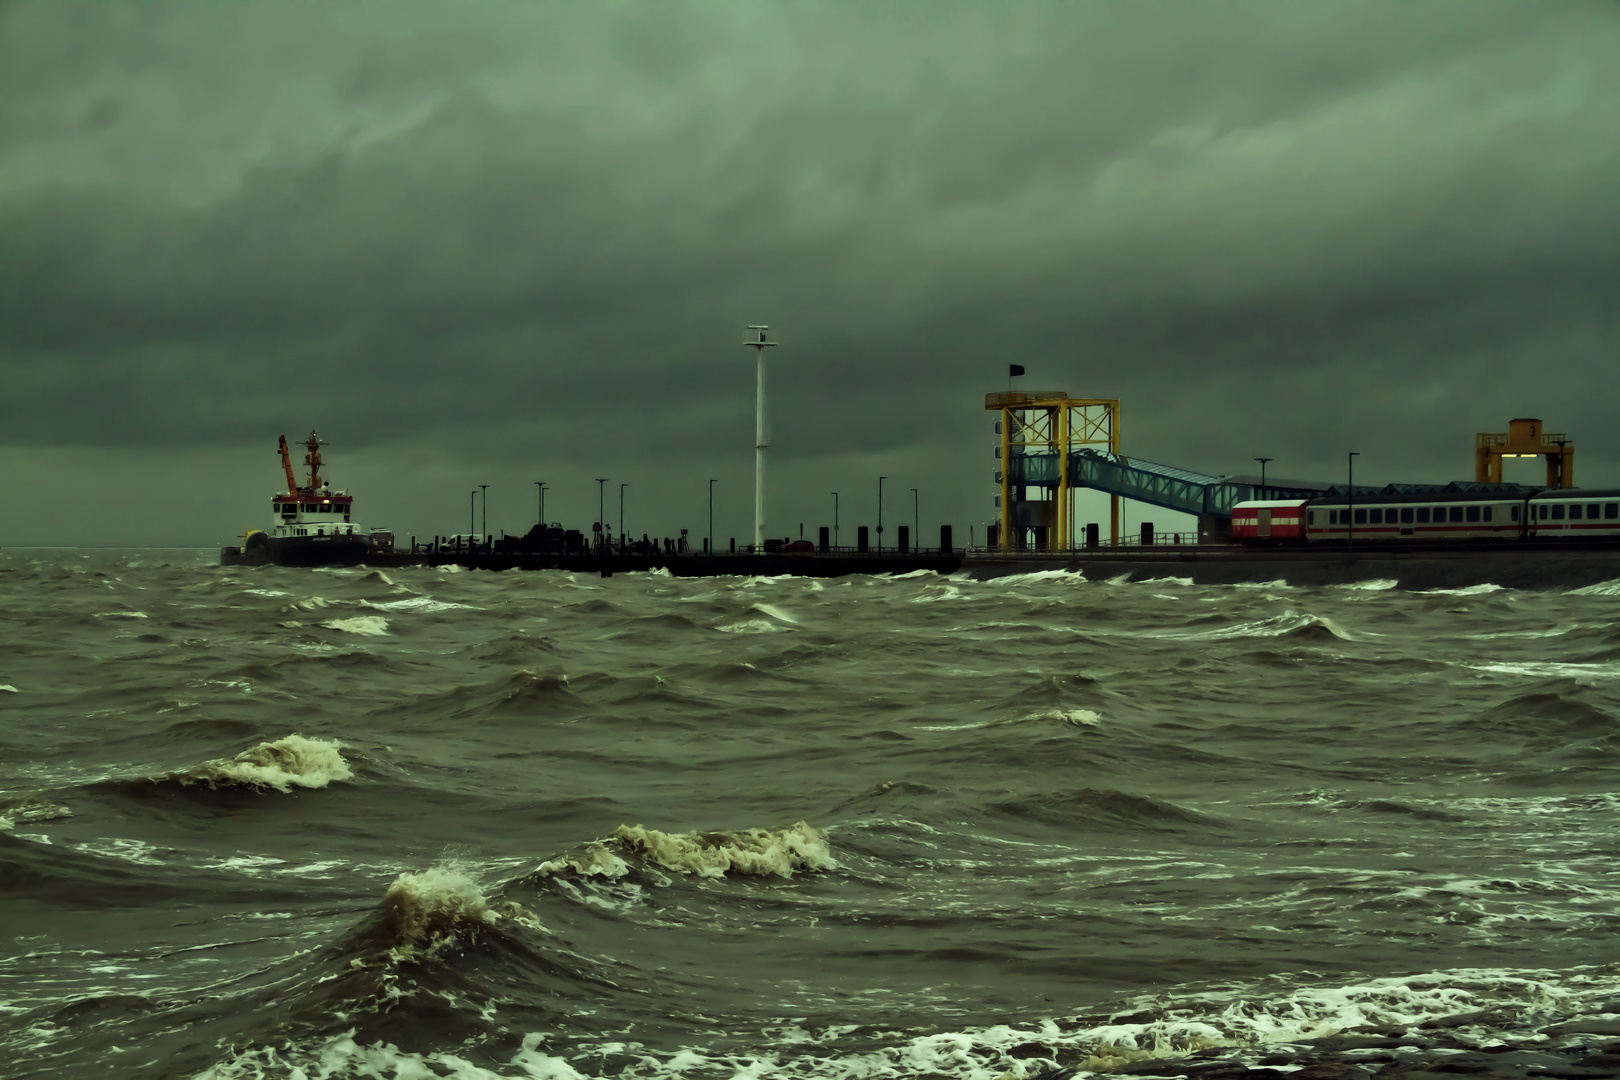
[1449,507,1464,523]
[1354,509,1367,524]
[1466,506,1480,522]
[1400,508,1414,523]
[1417,507,1430,523]
[1307,511,1316,526]
[1483,506,1493,522]
[1608,504,1619,519]
[1589,504,1600,519]
[1369,508,1382,524]
[1538,505,1548,520]
[1511,505,1520,521]
[1552,505,1565,520]
[1328,510,1337,525]
[1571,505,1584,520]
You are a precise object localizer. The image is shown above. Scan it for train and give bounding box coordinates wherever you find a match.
[1231,487,1620,545]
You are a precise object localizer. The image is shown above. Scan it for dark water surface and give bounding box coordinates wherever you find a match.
[4,549,1620,1079]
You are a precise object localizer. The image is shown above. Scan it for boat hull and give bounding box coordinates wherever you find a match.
[223,533,373,567]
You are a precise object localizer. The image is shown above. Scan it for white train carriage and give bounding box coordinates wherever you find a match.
[1526,489,1620,538]
[1305,490,1528,543]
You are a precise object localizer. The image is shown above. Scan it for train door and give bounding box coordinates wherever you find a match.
[1258,508,1272,538]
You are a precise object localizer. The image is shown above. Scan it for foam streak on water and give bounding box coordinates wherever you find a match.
[3,549,1620,1079]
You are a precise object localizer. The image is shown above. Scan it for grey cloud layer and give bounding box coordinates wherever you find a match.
[2,2,1617,485]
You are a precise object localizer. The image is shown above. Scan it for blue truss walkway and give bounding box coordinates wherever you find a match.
[1008,449,1331,520]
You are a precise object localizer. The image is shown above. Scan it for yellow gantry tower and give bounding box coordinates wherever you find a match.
[986,391,1121,551]
[1476,418,1573,488]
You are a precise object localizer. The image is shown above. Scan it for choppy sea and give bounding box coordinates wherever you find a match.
[5,549,1620,1080]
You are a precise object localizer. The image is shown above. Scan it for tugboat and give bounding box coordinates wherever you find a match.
[232,432,381,566]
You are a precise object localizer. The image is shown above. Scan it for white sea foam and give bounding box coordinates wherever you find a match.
[1132,612,1354,642]
[1569,579,1620,596]
[379,864,542,957]
[1011,708,1101,727]
[1421,583,1507,596]
[1339,578,1399,591]
[1465,661,1620,680]
[0,802,71,831]
[175,734,352,792]
[982,569,1088,587]
[93,610,148,619]
[365,597,477,614]
[322,615,390,636]
[751,602,799,624]
[716,618,791,634]
[611,821,838,878]
[0,684,16,693]
[537,841,631,879]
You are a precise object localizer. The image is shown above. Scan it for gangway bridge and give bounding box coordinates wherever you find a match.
[986,389,1331,550]
[1007,447,1330,529]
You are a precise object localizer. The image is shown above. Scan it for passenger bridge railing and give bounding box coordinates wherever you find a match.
[1007,448,1329,520]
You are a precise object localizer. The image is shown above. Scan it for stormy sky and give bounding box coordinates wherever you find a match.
[3,1,1618,547]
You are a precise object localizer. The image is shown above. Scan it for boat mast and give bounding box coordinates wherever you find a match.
[303,431,325,491]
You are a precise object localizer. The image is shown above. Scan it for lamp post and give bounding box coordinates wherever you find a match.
[619,483,628,554]
[911,488,919,555]
[469,489,477,538]
[831,492,839,548]
[743,325,779,551]
[595,478,608,554]
[534,481,547,529]
[877,476,887,554]
[479,484,488,548]
[1254,458,1272,500]
[708,479,716,555]
[1347,452,1360,555]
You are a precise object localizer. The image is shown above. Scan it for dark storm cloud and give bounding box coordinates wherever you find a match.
[2,0,1618,508]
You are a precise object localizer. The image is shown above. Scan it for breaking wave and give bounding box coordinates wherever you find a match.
[0,800,72,830]
[377,865,540,956]
[163,734,352,792]
[601,821,838,879]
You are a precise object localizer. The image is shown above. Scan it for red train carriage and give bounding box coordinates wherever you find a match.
[1229,500,1310,544]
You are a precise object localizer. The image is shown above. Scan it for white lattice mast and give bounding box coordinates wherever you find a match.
[745,325,778,551]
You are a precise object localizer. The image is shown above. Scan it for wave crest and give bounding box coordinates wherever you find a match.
[172,734,352,792]
[611,821,837,879]
[379,866,539,956]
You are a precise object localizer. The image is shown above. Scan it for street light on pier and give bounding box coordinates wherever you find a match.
[479,484,489,548]
[620,483,629,554]
[911,488,919,554]
[708,479,717,555]
[595,478,608,553]
[534,481,547,529]
[877,476,887,554]
[1347,452,1360,556]
[831,492,839,548]
[1254,458,1272,500]
[743,325,779,552]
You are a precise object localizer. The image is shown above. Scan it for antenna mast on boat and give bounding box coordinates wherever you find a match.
[303,431,325,490]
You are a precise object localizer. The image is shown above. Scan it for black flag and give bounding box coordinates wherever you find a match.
[1009,364,1026,377]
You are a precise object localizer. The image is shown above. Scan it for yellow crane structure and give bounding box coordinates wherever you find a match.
[1476,418,1573,488]
[986,391,1121,551]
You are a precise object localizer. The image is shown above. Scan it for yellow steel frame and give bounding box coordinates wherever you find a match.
[988,394,1120,551]
[1476,418,1573,488]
